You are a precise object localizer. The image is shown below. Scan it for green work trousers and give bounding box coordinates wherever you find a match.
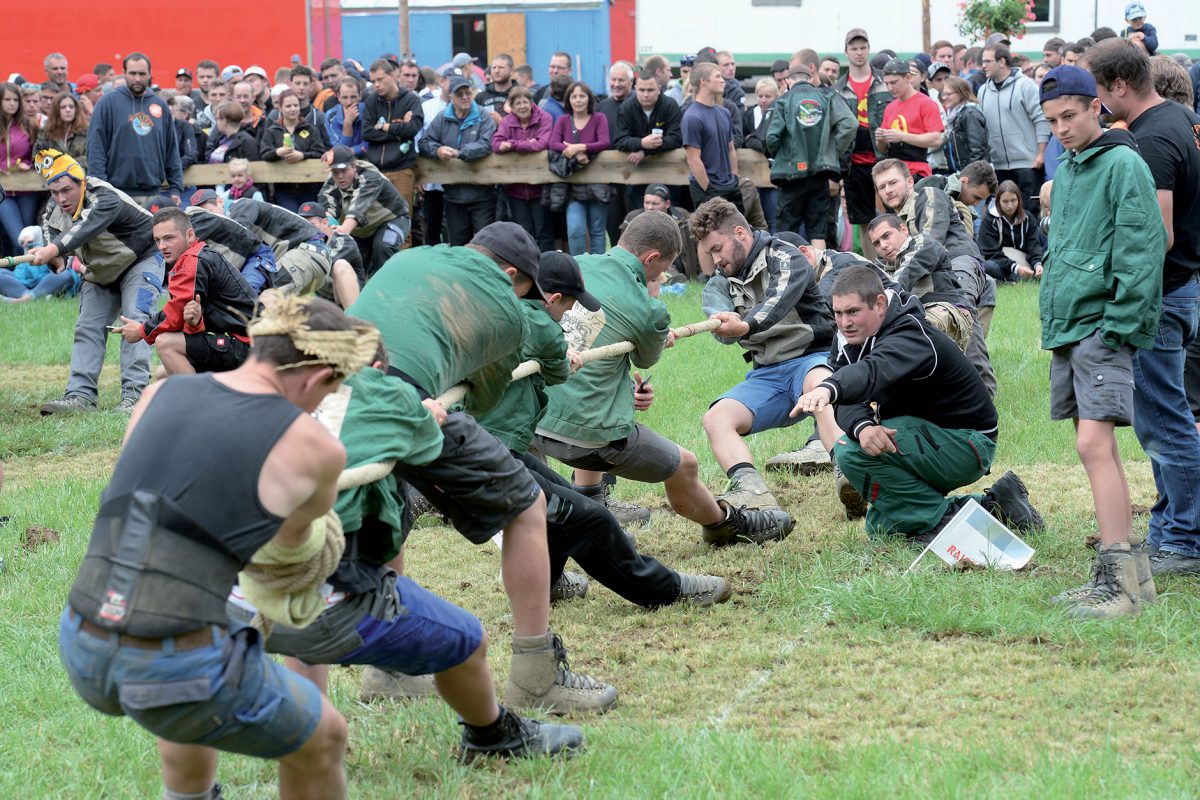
[834,415,997,537]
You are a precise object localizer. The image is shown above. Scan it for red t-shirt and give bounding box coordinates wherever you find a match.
[881,92,944,178]
[848,76,876,166]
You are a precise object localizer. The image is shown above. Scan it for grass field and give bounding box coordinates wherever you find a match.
[3,283,1200,799]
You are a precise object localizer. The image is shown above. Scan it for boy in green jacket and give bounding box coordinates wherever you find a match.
[1039,66,1166,618]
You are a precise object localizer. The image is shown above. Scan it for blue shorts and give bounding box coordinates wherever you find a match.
[227,573,484,676]
[715,352,832,434]
[58,608,323,759]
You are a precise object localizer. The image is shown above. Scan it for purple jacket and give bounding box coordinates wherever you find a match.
[550,113,610,156]
[492,105,555,200]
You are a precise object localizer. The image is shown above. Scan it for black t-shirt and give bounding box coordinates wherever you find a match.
[1128,100,1200,292]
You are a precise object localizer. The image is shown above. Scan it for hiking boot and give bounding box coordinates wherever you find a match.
[359,666,436,701]
[39,395,97,416]
[115,396,138,414]
[504,632,617,715]
[835,463,868,520]
[1054,543,1157,605]
[403,484,445,524]
[1068,543,1142,620]
[550,571,589,603]
[720,467,780,510]
[982,471,1044,533]
[575,482,652,529]
[764,439,833,475]
[702,501,794,547]
[459,707,584,762]
[1148,550,1200,577]
[675,573,732,607]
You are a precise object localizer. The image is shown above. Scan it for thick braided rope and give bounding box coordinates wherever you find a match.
[244,509,345,638]
[337,317,722,490]
[0,254,34,268]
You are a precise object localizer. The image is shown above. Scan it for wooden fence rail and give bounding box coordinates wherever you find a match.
[0,150,772,193]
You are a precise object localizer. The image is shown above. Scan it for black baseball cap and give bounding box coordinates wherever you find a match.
[645,183,670,200]
[297,201,326,218]
[189,188,220,207]
[882,58,911,76]
[175,68,192,79]
[471,222,543,299]
[329,145,356,169]
[537,251,601,311]
[146,194,178,213]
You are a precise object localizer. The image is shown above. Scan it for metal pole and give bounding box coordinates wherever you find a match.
[399,0,411,58]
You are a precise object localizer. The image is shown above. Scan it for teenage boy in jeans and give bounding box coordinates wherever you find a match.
[1039,66,1166,618]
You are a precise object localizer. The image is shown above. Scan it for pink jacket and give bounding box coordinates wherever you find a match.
[492,105,554,200]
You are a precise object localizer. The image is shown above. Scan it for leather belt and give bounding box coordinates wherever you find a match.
[69,607,220,651]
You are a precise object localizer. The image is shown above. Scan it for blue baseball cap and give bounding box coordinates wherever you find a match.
[1124,2,1146,20]
[1039,65,1097,103]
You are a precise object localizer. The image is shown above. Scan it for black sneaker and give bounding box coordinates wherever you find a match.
[702,502,794,546]
[1149,551,1200,577]
[460,707,584,762]
[982,471,1044,532]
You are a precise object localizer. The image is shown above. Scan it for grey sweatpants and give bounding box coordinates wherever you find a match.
[950,254,998,399]
[65,255,164,403]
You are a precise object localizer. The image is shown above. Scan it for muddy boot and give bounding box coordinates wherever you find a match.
[459,706,584,762]
[834,462,867,520]
[702,501,794,546]
[574,481,652,529]
[1132,548,1158,604]
[550,571,589,603]
[765,438,833,474]
[505,632,618,715]
[720,467,780,510]
[982,471,1045,532]
[1068,543,1142,619]
[360,666,436,701]
[675,573,732,607]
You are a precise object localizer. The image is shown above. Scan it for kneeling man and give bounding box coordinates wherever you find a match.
[794,266,1042,543]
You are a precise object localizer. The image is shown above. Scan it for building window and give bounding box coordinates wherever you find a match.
[1028,0,1060,32]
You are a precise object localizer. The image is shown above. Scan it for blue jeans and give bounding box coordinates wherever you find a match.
[567,198,607,255]
[1132,276,1200,556]
[0,268,78,299]
[0,193,41,255]
[59,608,322,758]
[759,187,779,234]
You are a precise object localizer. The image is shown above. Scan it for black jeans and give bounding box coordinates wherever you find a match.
[995,167,1044,217]
[507,195,554,251]
[517,453,681,608]
[445,197,497,246]
[422,189,444,246]
[689,178,745,214]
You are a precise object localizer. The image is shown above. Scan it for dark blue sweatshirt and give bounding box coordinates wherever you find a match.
[86,86,183,195]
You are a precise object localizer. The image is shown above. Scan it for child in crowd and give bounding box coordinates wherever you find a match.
[219,157,264,213]
[1120,3,1158,54]
[978,180,1044,281]
[0,226,80,301]
[1039,65,1165,619]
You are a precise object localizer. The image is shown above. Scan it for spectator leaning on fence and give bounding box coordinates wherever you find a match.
[491,85,555,251]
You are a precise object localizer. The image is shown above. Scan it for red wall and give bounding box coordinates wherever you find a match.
[4,2,311,83]
[609,0,636,65]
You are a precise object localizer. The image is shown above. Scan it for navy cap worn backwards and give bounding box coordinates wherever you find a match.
[297,201,326,218]
[537,251,601,312]
[882,58,910,76]
[189,188,220,207]
[1039,65,1097,103]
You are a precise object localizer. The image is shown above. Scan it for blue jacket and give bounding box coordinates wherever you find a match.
[325,103,367,156]
[86,86,183,195]
[418,102,497,204]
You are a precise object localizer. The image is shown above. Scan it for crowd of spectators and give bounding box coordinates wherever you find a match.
[2,1,1198,272]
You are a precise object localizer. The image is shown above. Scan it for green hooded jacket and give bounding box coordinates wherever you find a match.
[766,82,858,181]
[1040,128,1165,351]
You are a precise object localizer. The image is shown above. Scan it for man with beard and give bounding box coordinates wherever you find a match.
[86,52,183,205]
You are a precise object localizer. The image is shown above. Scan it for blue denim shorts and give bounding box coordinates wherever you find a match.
[58,607,323,758]
[229,573,484,676]
[715,351,833,433]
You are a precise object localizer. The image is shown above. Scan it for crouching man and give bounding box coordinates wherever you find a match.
[113,208,258,376]
[793,266,1042,544]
